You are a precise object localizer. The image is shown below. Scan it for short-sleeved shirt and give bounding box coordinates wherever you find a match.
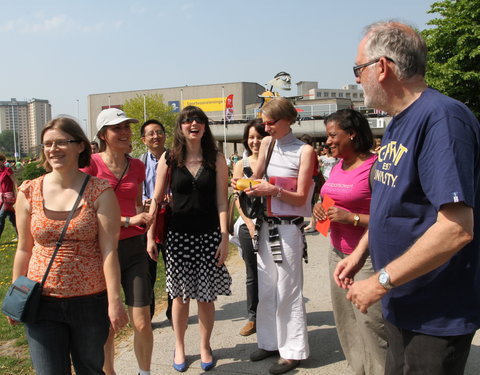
[369,88,480,335]
[321,154,376,254]
[81,153,146,240]
[21,175,111,298]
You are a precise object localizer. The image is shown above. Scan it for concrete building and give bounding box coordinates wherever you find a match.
[88,81,388,157]
[0,98,51,157]
[87,82,264,140]
[297,81,365,108]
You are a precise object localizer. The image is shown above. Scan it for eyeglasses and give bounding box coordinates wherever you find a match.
[353,57,395,78]
[260,119,279,127]
[41,139,81,149]
[181,117,205,125]
[144,130,164,137]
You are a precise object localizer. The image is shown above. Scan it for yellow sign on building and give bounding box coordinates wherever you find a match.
[182,97,225,112]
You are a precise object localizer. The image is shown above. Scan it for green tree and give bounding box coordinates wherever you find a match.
[422,0,480,118]
[0,130,18,155]
[19,161,47,184]
[122,94,177,157]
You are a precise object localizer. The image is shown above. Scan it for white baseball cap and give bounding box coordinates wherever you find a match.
[96,108,139,132]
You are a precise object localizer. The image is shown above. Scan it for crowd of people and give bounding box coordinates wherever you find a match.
[3,20,480,375]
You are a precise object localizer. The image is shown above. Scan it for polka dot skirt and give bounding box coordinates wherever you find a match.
[165,228,232,303]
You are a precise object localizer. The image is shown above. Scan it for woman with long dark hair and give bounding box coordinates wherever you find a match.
[148,106,231,372]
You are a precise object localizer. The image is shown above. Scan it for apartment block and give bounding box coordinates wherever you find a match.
[0,98,52,157]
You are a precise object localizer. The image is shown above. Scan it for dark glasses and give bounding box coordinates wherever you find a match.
[353,57,395,78]
[181,117,205,125]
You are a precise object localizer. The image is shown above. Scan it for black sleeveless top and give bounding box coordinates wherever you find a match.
[168,164,219,234]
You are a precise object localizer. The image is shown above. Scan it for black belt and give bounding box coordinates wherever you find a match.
[263,216,304,226]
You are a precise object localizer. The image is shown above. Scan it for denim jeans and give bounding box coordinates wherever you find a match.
[26,292,110,375]
[0,206,16,238]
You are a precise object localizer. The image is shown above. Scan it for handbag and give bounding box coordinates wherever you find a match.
[2,175,90,323]
[227,193,238,235]
[237,138,276,220]
[154,151,172,244]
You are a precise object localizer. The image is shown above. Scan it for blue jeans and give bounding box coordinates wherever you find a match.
[0,206,16,238]
[26,292,110,375]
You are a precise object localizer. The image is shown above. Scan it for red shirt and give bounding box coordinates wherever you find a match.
[0,166,14,193]
[81,154,146,240]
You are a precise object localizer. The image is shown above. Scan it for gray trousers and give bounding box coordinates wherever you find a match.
[329,246,387,375]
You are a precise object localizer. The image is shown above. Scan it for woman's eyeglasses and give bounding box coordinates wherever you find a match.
[41,139,81,149]
[261,119,279,127]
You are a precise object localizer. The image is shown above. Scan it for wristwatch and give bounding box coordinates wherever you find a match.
[378,268,395,289]
[124,217,130,228]
[353,214,360,227]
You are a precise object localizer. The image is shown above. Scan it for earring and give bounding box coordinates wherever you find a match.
[350,136,354,141]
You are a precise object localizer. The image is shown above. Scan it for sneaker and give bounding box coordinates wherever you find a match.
[269,358,300,374]
[239,321,256,336]
[250,348,279,362]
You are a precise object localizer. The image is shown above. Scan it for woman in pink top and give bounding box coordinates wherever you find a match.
[313,109,387,375]
[8,118,128,374]
[82,108,154,375]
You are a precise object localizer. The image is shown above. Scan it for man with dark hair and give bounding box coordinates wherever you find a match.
[334,21,480,374]
[139,119,172,320]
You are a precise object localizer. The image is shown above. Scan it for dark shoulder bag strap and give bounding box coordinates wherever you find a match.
[114,157,130,192]
[40,175,91,287]
[263,138,276,180]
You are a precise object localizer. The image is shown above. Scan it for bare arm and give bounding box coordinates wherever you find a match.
[12,191,34,281]
[146,153,169,245]
[215,153,229,266]
[95,188,129,332]
[347,202,473,313]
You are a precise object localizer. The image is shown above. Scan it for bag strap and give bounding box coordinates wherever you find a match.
[264,138,276,179]
[162,150,172,203]
[113,157,130,192]
[40,175,91,287]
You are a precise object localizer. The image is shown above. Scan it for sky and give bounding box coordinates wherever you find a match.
[0,0,437,130]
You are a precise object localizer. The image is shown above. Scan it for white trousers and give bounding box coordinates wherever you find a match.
[256,223,310,360]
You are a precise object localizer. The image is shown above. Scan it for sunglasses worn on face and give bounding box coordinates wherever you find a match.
[182,117,205,125]
[353,57,395,78]
[41,139,81,149]
[261,119,279,127]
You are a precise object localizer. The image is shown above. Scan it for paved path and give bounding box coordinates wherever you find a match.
[115,233,480,374]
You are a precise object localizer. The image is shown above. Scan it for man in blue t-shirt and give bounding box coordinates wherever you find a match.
[333,21,480,374]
